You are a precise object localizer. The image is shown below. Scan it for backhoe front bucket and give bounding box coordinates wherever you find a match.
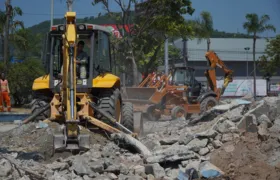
[122,87,158,104]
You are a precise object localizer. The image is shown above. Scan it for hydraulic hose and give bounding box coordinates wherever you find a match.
[22,104,50,124]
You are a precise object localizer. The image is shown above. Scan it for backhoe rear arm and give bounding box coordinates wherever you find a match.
[205,51,233,99]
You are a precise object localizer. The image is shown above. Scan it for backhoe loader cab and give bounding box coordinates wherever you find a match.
[41,24,114,90]
[31,15,138,152]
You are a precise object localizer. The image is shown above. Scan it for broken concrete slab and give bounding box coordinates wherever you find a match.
[195,129,218,139]
[237,114,258,133]
[145,163,165,179]
[258,123,270,141]
[145,145,199,164]
[187,138,208,152]
[215,120,236,134]
[212,140,223,149]
[199,147,210,156]
[258,114,272,127]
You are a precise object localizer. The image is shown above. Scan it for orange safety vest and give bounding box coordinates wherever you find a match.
[0,79,8,92]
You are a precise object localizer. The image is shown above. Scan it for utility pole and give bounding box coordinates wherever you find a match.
[164,38,169,75]
[182,38,187,67]
[244,47,250,78]
[50,0,54,29]
[3,0,11,68]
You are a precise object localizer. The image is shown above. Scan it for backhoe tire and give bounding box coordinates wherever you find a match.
[31,99,51,122]
[121,102,134,132]
[98,89,122,123]
[200,96,218,113]
[146,105,161,121]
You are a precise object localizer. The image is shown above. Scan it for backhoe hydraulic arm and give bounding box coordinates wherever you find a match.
[205,51,233,99]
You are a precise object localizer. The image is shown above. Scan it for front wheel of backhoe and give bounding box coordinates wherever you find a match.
[200,96,218,113]
[121,102,134,132]
[98,89,122,123]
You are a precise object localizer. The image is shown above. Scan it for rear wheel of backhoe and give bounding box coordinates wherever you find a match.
[200,96,218,113]
[146,105,161,121]
[98,89,122,123]
[121,102,134,132]
[171,106,186,119]
[31,98,51,121]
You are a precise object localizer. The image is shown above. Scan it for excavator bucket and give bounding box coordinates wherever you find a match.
[122,87,158,104]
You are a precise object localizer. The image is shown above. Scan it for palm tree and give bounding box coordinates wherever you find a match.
[243,13,276,100]
[197,11,213,51]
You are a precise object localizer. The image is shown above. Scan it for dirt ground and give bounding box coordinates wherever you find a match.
[210,132,280,180]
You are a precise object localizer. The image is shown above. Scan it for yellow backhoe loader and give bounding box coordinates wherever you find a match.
[30,11,142,152]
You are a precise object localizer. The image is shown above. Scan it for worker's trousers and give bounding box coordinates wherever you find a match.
[0,92,11,112]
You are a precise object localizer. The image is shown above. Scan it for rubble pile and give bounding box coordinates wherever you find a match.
[0,97,280,180]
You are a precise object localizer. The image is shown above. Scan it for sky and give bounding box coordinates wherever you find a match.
[0,0,279,37]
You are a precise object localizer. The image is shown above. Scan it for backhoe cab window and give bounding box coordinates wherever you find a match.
[94,31,111,72]
[173,69,192,85]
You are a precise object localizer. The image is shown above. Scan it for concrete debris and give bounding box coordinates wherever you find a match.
[237,114,258,132]
[146,145,199,164]
[187,138,208,152]
[2,96,280,179]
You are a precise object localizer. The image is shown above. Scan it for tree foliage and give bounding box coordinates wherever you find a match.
[258,35,280,77]
[0,58,45,105]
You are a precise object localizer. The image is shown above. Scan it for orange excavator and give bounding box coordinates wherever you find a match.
[122,51,233,120]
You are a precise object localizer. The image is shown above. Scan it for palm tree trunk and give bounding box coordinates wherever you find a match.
[207,38,211,51]
[253,35,256,100]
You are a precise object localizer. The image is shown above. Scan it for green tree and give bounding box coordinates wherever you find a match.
[243,13,276,99]
[0,58,45,106]
[92,0,195,85]
[258,35,280,77]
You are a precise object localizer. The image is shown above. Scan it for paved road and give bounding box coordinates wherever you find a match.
[0,123,18,132]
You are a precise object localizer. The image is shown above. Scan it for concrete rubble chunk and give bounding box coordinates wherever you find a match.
[133,165,146,175]
[187,138,208,152]
[146,145,199,164]
[212,140,223,149]
[18,175,31,180]
[179,134,195,145]
[166,168,179,179]
[145,163,165,179]
[181,159,201,171]
[199,147,210,156]
[71,156,93,176]
[195,129,218,138]
[199,161,224,178]
[46,162,69,171]
[159,136,179,145]
[215,120,236,134]
[237,114,258,133]
[222,133,233,143]
[258,114,272,127]
[143,140,161,151]
[0,159,12,177]
[258,123,270,141]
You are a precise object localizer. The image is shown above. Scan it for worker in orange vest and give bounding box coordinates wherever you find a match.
[0,73,11,112]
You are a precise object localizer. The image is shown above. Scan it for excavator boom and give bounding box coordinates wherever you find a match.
[205,51,233,99]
